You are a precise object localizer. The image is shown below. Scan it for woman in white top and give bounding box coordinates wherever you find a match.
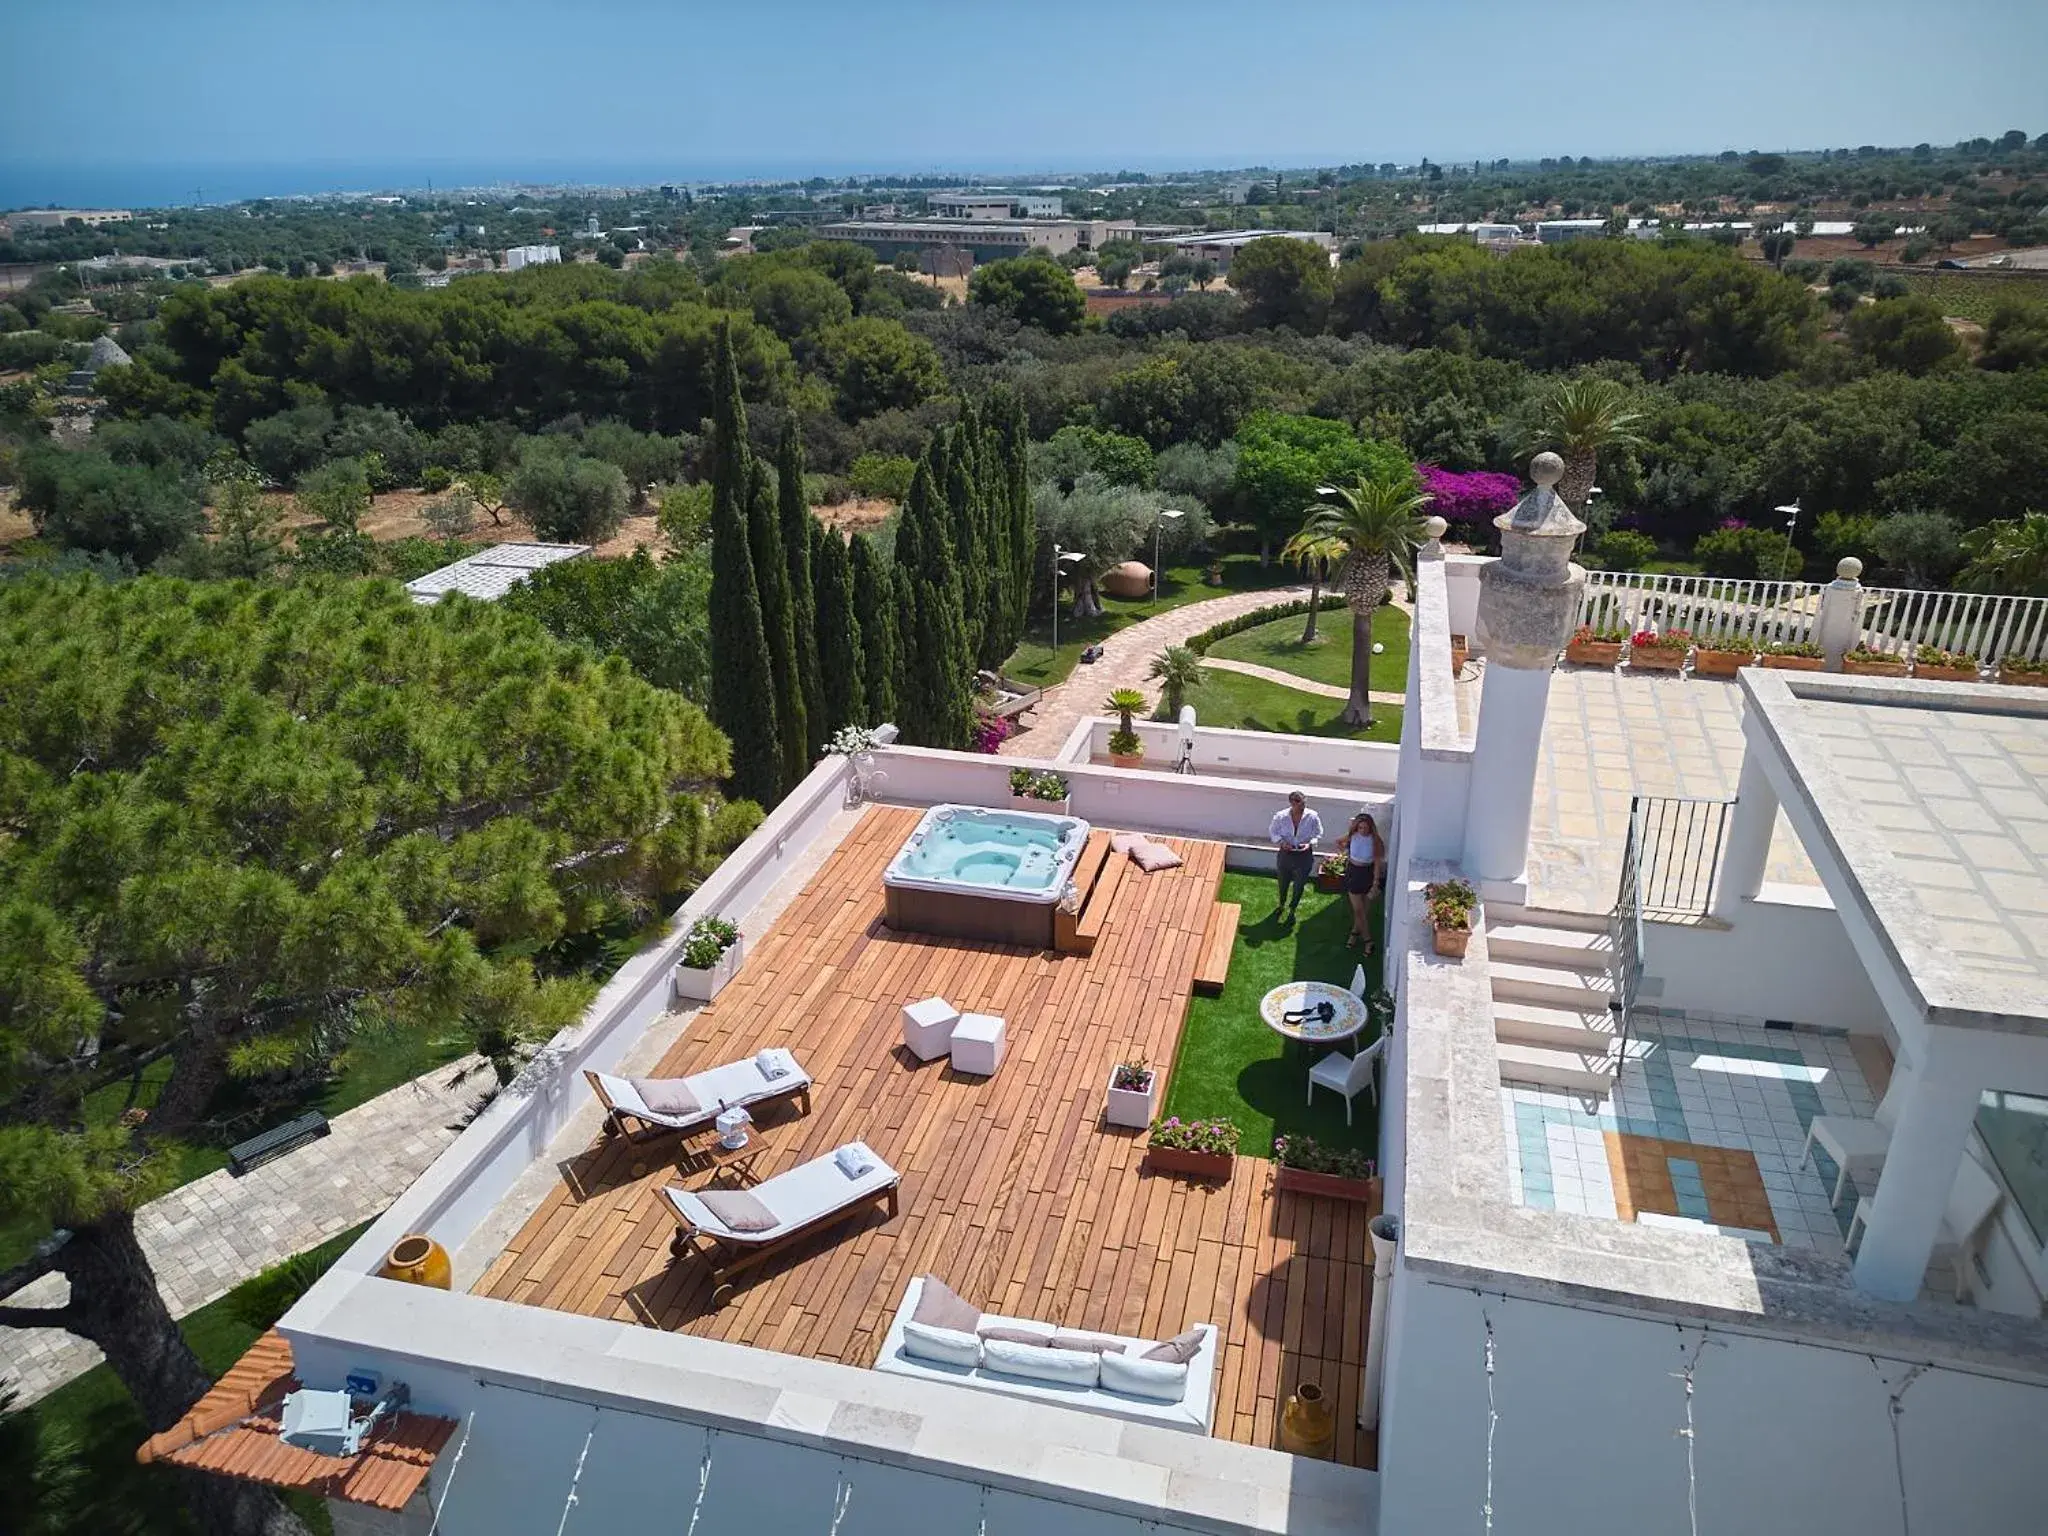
[1341,811,1386,953]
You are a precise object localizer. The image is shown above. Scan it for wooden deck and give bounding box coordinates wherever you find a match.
[475,806,1377,1465]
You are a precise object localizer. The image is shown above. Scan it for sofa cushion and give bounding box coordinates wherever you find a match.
[1109,832,1144,854]
[1049,1332,1127,1355]
[697,1189,775,1232]
[978,1325,1055,1347]
[629,1076,700,1117]
[899,1320,982,1370]
[1141,1327,1205,1364]
[912,1276,983,1333]
[981,1337,1101,1388]
[1129,839,1184,873]
[1100,1350,1189,1402]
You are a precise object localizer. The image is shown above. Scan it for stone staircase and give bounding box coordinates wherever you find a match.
[1488,903,1624,1096]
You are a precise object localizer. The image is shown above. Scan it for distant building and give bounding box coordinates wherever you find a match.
[64,334,132,394]
[1416,222,1526,244]
[502,244,561,272]
[928,193,1065,221]
[1146,229,1338,272]
[816,217,1138,262]
[1534,218,1608,243]
[402,543,590,605]
[7,208,132,230]
[858,203,905,221]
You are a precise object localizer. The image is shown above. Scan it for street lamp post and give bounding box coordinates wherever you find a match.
[1773,501,1801,583]
[1050,544,1085,655]
[1152,508,1184,600]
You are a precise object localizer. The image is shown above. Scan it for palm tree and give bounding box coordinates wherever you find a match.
[1148,645,1205,717]
[1515,376,1644,513]
[1958,511,2048,597]
[1280,525,1346,645]
[1301,477,1434,726]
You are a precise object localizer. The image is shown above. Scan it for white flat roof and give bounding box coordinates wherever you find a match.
[402,542,589,604]
[1743,671,2048,1035]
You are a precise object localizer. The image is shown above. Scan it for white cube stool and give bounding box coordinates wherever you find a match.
[950,1013,1007,1077]
[901,996,960,1062]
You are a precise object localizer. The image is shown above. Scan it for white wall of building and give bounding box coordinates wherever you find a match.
[1378,1271,2048,1536]
[1642,885,1889,1033]
[1068,716,1399,791]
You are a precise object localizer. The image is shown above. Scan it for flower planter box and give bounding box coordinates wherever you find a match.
[1109,751,1145,769]
[1450,634,1469,677]
[1843,657,1909,677]
[1276,1167,1383,1207]
[1565,640,1623,667]
[1627,646,1687,672]
[1999,668,2048,688]
[1913,664,1980,682]
[1314,869,1345,894]
[1761,653,1825,671]
[1105,1071,1157,1130]
[1011,794,1071,814]
[1145,1146,1234,1180]
[1691,648,1754,679]
[673,933,744,1004]
[1432,923,1471,959]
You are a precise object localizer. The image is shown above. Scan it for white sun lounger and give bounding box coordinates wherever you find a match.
[661,1142,900,1303]
[584,1052,812,1143]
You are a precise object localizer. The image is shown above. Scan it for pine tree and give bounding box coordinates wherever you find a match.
[777,420,826,755]
[850,532,898,727]
[748,458,807,794]
[707,322,780,806]
[812,519,866,734]
[896,452,975,749]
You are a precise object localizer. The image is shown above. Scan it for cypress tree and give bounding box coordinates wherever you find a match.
[850,532,898,727]
[896,452,975,749]
[707,322,779,807]
[776,420,826,756]
[748,458,807,795]
[996,388,1035,666]
[812,519,866,733]
[946,407,989,668]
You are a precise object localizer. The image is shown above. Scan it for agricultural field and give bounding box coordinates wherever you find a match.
[1900,268,2048,322]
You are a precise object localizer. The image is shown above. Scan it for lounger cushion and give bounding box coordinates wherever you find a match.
[629,1077,702,1117]
[978,1325,1055,1347]
[1128,839,1183,873]
[1050,1332,1127,1355]
[1100,1351,1189,1402]
[1141,1326,1205,1364]
[1110,832,1144,854]
[899,1321,982,1370]
[697,1190,776,1232]
[982,1338,1101,1388]
[913,1275,983,1333]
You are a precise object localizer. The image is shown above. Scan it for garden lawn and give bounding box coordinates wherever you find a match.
[1163,872,1383,1161]
[1003,554,1301,689]
[1204,604,1410,696]
[1182,667,1402,742]
[5,1223,370,1536]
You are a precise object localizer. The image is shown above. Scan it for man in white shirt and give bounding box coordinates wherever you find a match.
[1269,791,1323,922]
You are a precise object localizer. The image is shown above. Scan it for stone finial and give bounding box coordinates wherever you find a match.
[1476,455,1588,669]
[1836,557,1863,581]
[1419,514,1448,560]
[1530,451,1564,488]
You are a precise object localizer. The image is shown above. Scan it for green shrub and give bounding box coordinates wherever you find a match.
[508,453,629,543]
[848,452,915,502]
[1586,529,1658,571]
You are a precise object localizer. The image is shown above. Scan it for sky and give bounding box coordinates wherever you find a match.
[3,0,2044,204]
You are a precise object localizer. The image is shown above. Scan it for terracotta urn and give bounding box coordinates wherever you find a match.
[379,1233,452,1290]
[1279,1382,1336,1458]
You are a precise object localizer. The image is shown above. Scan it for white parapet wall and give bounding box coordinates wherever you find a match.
[1641,884,1887,1033]
[1064,716,1399,792]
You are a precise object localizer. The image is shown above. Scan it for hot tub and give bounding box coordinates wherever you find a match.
[883,804,1092,948]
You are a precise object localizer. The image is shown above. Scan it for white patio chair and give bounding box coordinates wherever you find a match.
[1845,1154,2003,1302]
[1307,1036,1385,1125]
[1348,963,1369,1001]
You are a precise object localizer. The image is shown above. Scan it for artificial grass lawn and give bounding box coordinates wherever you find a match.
[10,1223,369,1536]
[1003,554,1301,689]
[1204,604,1411,697]
[1162,872,1383,1161]
[1181,666,1403,743]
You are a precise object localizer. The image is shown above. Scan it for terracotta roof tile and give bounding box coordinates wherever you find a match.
[134,1330,456,1512]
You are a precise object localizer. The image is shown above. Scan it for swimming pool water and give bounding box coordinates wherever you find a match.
[894,809,1076,892]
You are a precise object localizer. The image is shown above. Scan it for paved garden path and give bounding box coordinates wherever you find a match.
[1,1057,493,1406]
[1199,655,1406,706]
[1000,583,1314,755]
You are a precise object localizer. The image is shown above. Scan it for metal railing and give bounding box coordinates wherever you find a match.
[1576,569,2048,663]
[1610,801,1648,1081]
[1628,794,1734,919]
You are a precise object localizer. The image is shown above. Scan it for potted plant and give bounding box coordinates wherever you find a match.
[1913,645,1981,682]
[1204,561,1226,587]
[1843,645,1908,677]
[673,915,743,1003]
[1145,1115,1240,1179]
[1274,1135,1381,1206]
[1626,627,1689,672]
[1425,879,1476,958]
[1565,623,1626,667]
[1105,1057,1157,1129]
[1315,854,1347,894]
[1008,767,1071,812]
[1691,636,1757,679]
[1999,653,2048,688]
[1760,639,1826,671]
[1105,687,1147,767]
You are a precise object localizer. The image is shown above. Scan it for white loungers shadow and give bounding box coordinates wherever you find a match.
[584,1050,812,1143]
[874,1276,1220,1432]
[661,1141,900,1304]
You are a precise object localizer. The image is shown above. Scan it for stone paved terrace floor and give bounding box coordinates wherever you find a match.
[1517,663,1819,914]
[474,805,1380,1466]
[1,1057,493,1405]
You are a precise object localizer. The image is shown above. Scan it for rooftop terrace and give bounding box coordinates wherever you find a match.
[470,806,1380,1466]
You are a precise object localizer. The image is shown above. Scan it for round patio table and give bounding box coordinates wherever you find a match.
[1259,980,1369,1048]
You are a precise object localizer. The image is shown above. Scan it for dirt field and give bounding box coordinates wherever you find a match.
[812,496,895,535]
